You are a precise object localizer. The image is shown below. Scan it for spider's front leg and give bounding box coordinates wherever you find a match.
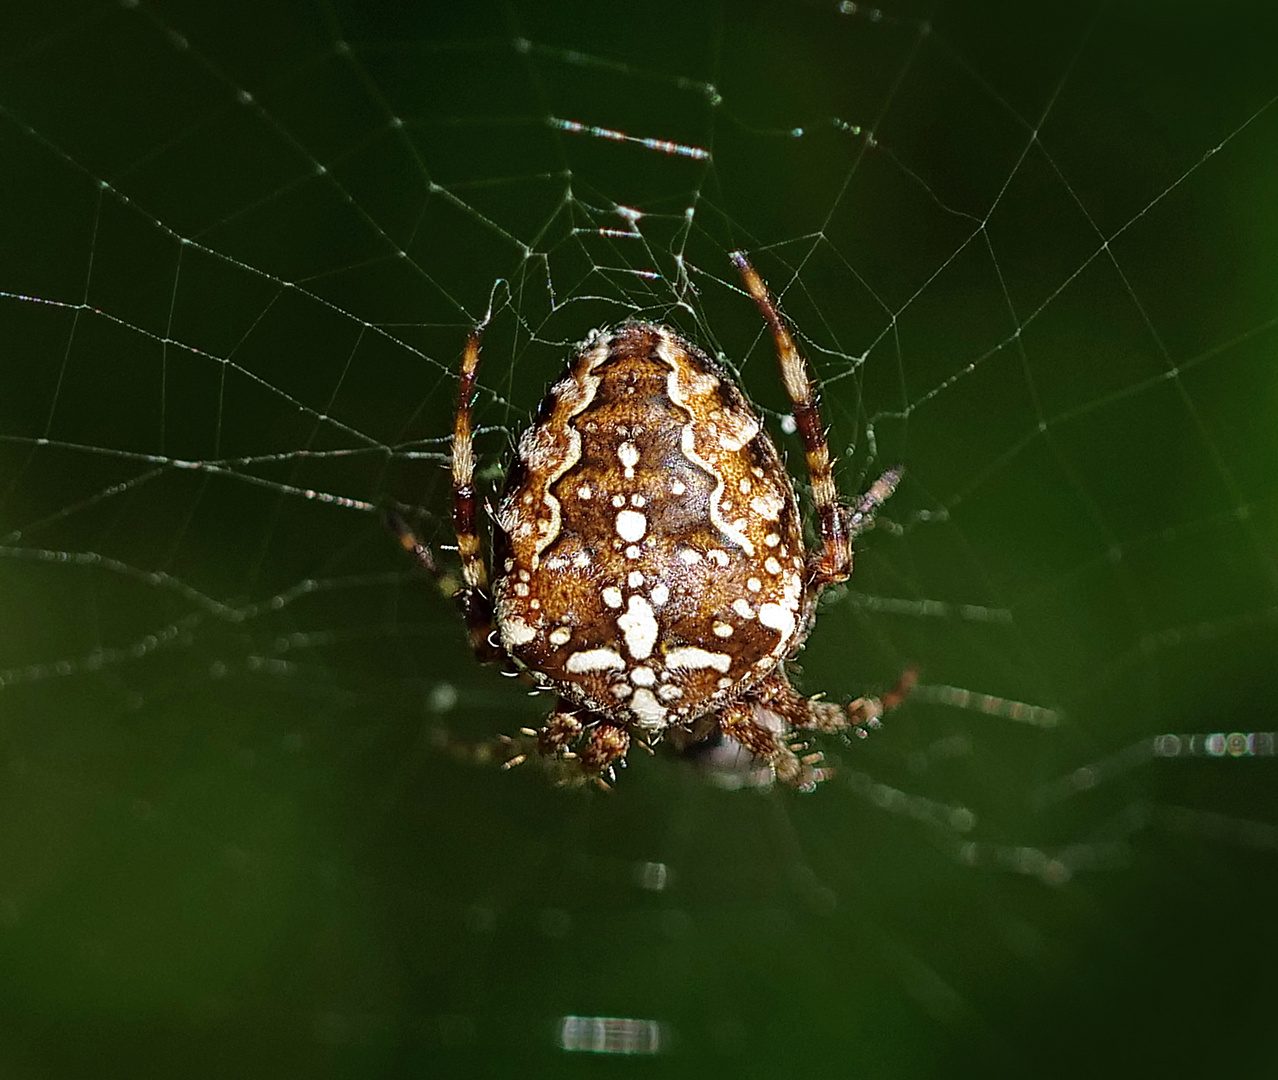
[732,251,901,592]
[389,319,504,664]
[449,322,506,664]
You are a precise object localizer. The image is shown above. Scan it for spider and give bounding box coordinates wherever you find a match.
[393,252,913,789]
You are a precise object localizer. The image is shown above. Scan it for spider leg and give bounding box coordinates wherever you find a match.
[426,700,585,776]
[385,507,440,576]
[385,504,504,666]
[778,664,918,736]
[500,701,631,786]
[451,322,505,663]
[716,694,829,792]
[844,465,902,540]
[732,251,850,590]
[387,321,504,664]
[715,666,917,789]
[732,251,901,591]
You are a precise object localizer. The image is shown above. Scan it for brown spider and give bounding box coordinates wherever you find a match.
[394,252,913,789]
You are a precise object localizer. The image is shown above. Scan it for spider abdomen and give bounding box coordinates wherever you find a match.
[492,322,810,733]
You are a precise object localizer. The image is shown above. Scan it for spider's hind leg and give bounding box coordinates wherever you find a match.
[843,466,903,540]
[732,251,850,591]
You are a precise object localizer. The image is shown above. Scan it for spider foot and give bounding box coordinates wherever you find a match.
[383,507,440,574]
[717,699,830,791]
[426,725,532,770]
[779,740,835,792]
[803,665,918,735]
[842,466,904,539]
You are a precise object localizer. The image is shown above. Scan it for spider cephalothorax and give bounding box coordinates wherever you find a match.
[398,253,911,788]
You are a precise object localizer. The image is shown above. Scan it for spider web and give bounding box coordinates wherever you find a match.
[1,0,1276,1075]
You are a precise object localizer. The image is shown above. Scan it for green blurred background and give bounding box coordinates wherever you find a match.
[1,0,1276,1076]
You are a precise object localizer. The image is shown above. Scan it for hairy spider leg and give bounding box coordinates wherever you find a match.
[476,702,628,789]
[716,690,830,791]
[732,251,900,591]
[720,665,919,789]
[450,323,505,663]
[845,465,903,539]
[732,251,849,589]
[383,326,504,665]
[729,251,915,780]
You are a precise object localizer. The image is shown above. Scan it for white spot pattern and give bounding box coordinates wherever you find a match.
[492,322,822,745]
[666,647,732,672]
[565,647,626,673]
[617,594,658,660]
[616,509,647,543]
[629,688,666,727]
[503,617,537,647]
[618,441,640,476]
[758,601,796,641]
